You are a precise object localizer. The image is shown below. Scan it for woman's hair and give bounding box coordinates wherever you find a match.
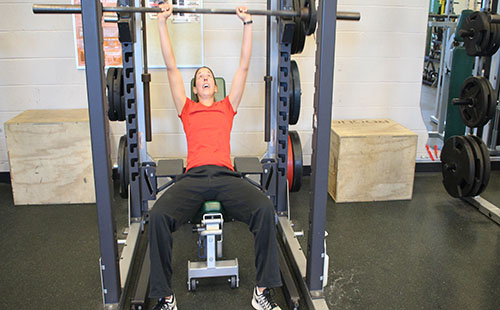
[193,66,215,87]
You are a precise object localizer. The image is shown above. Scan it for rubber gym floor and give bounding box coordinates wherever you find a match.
[1,171,500,310]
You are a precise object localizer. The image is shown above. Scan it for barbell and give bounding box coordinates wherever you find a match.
[32,4,360,21]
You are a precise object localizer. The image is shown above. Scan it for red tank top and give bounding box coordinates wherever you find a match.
[179,96,236,171]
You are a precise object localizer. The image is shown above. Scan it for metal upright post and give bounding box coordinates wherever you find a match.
[81,0,121,306]
[306,0,337,294]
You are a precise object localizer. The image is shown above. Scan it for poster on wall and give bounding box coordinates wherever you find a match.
[72,0,203,69]
[147,0,203,68]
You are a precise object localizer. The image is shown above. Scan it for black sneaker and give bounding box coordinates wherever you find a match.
[153,295,177,310]
[251,287,281,310]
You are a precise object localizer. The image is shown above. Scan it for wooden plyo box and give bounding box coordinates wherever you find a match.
[328,119,418,203]
[5,109,95,205]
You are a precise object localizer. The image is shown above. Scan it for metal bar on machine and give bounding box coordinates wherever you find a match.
[81,0,121,306]
[32,4,360,20]
[306,0,336,294]
[464,196,500,225]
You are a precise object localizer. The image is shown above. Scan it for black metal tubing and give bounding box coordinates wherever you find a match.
[81,0,121,305]
[306,0,337,293]
[264,0,272,143]
[33,3,359,20]
[276,0,294,214]
[141,0,153,142]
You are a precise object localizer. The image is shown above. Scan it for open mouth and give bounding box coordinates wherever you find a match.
[203,83,209,89]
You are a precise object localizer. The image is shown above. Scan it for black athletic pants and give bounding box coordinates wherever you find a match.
[149,165,282,298]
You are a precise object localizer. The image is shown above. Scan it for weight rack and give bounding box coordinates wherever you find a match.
[32,0,357,309]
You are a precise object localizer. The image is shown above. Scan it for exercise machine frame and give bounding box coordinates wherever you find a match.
[45,0,347,308]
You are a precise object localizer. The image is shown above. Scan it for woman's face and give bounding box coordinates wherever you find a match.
[193,67,217,99]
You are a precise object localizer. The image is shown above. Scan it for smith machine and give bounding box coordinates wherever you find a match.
[33,1,360,309]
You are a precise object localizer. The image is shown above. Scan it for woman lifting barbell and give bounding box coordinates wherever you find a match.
[149,2,282,310]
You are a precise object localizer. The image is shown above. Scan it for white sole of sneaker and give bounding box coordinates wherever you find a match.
[251,298,262,310]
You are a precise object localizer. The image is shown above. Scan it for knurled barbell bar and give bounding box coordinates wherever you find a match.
[32,4,361,22]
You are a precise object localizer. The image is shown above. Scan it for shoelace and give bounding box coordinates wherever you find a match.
[257,289,278,310]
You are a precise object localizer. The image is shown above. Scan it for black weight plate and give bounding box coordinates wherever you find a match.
[458,76,489,127]
[462,11,491,56]
[289,60,301,125]
[291,0,306,55]
[289,130,303,192]
[484,75,497,121]
[118,134,128,199]
[114,68,125,122]
[476,76,493,127]
[304,0,317,36]
[440,136,475,198]
[107,67,118,121]
[469,135,491,196]
[463,135,484,197]
[482,22,500,56]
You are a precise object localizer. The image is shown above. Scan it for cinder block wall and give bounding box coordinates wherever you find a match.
[0,0,430,172]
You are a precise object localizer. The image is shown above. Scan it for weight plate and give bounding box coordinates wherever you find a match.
[462,11,491,56]
[107,67,118,121]
[469,135,491,196]
[291,0,306,55]
[287,134,294,190]
[289,130,303,192]
[458,76,490,128]
[118,134,129,199]
[440,136,475,198]
[484,75,497,121]
[476,76,493,127]
[482,22,500,56]
[114,68,125,122]
[289,60,301,125]
[304,0,317,36]
[463,135,484,197]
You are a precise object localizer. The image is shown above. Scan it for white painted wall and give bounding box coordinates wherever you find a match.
[1,0,430,172]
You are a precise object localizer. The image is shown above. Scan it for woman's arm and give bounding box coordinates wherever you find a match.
[228,6,252,112]
[158,2,186,115]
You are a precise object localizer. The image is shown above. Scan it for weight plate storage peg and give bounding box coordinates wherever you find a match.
[469,135,491,196]
[453,76,492,128]
[289,60,301,125]
[287,130,303,192]
[118,135,129,199]
[463,135,484,197]
[440,135,476,198]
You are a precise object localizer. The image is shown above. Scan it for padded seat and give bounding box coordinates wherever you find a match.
[191,200,226,223]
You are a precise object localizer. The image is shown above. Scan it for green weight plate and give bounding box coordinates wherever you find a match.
[107,67,118,121]
[441,135,475,198]
[469,135,491,196]
[289,130,303,192]
[463,135,484,197]
[289,60,301,125]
